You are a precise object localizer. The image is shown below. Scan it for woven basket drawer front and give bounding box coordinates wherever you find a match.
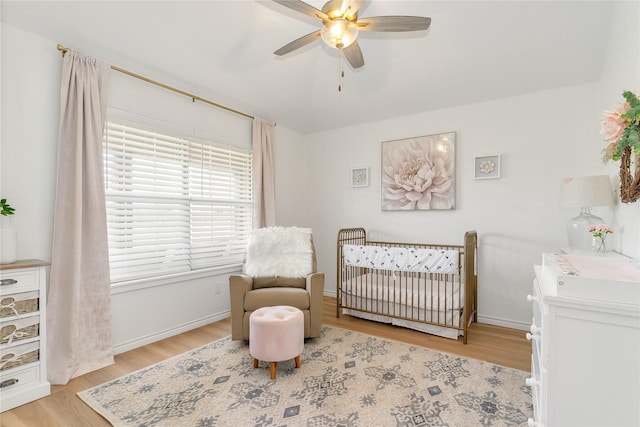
[0,363,39,394]
[0,270,39,295]
[0,316,39,345]
[0,341,39,371]
[0,291,39,318]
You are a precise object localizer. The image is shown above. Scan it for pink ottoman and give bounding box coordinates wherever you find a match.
[249,305,304,380]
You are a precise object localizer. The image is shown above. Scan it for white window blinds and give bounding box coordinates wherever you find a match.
[104,121,252,283]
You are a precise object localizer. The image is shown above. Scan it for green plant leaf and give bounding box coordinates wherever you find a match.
[0,198,15,216]
[629,126,640,154]
[623,90,640,105]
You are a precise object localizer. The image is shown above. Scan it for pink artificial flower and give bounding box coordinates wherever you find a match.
[599,224,613,234]
[588,224,613,236]
[600,104,629,144]
[600,142,618,164]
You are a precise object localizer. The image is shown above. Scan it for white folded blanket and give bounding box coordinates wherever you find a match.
[343,244,459,274]
[245,226,313,278]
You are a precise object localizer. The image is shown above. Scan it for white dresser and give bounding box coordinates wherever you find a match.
[0,260,50,412]
[528,254,640,427]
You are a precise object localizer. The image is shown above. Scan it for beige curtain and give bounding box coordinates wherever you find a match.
[47,50,113,385]
[252,118,276,228]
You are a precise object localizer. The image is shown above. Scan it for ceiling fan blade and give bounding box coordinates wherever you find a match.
[356,16,431,32]
[272,0,329,21]
[342,41,364,69]
[274,30,322,56]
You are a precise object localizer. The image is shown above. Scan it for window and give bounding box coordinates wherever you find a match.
[103,120,252,283]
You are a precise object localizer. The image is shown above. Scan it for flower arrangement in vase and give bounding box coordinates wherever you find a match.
[587,224,612,254]
[600,90,640,203]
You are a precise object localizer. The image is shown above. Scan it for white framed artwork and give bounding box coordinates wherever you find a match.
[351,167,369,187]
[474,154,500,179]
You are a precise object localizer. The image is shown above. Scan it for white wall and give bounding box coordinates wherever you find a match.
[598,1,640,258]
[299,84,608,329]
[1,24,59,262]
[0,23,292,353]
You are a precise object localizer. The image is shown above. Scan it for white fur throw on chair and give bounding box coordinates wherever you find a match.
[244,227,313,278]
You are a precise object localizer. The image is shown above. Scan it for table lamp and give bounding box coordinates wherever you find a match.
[560,175,615,252]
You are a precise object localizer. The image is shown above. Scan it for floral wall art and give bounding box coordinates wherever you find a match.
[381,132,455,210]
[474,154,501,179]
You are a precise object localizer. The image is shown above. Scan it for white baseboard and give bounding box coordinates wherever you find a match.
[324,290,337,298]
[112,310,230,355]
[123,293,526,355]
[326,290,528,332]
[477,314,529,331]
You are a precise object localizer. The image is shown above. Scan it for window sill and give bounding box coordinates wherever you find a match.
[111,264,243,295]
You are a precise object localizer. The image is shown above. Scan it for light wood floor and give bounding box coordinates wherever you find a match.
[1,297,531,426]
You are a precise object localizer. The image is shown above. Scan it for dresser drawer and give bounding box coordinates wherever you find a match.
[0,315,40,346]
[0,341,39,372]
[528,350,547,426]
[0,363,40,395]
[0,291,39,319]
[530,278,548,362]
[0,269,40,295]
[530,279,545,327]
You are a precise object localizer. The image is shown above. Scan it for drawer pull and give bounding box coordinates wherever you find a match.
[526,294,537,302]
[529,325,541,335]
[0,279,18,286]
[526,332,536,341]
[0,378,19,388]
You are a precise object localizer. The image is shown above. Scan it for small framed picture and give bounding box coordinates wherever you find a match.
[351,167,369,187]
[474,154,500,179]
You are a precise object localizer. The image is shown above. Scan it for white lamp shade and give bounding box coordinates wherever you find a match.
[560,175,615,208]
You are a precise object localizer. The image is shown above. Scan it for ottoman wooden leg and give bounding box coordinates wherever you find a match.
[253,358,259,369]
[295,355,301,369]
[270,362,277,380]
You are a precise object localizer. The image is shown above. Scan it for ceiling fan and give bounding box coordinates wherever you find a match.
[272,0,431,69]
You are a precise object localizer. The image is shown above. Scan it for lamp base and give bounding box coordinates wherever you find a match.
[567,208,604,253]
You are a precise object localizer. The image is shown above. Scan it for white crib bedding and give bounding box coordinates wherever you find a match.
[343,244,459,273]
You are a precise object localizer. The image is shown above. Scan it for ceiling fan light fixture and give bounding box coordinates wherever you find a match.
[321,19,358,49]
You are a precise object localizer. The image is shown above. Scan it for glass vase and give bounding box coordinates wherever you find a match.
[591,236,608,254]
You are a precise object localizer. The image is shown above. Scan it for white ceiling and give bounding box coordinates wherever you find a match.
[2,0,613,134]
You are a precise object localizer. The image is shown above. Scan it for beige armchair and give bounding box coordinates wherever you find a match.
[229,227,324,341]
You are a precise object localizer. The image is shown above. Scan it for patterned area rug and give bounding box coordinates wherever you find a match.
[78,326,532,426]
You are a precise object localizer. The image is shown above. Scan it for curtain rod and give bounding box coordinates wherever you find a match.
[56,44,254,121]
